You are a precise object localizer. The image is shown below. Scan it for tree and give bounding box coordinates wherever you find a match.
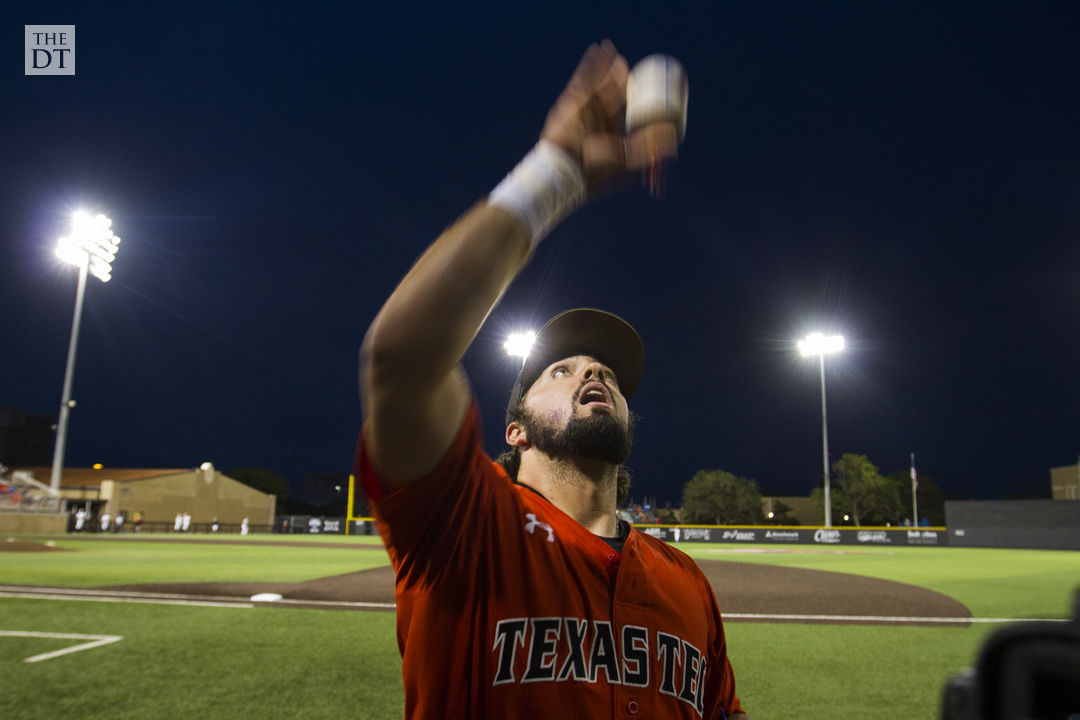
[767,500,799,525]
[227,467,289,499]
[681,469,765,525]
[884,470,945,525]
[810,486,846,525]
[829,454,899,526]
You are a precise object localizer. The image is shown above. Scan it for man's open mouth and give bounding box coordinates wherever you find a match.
[578,381,611,406]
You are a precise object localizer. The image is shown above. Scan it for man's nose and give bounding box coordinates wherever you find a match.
[582,362,608,383]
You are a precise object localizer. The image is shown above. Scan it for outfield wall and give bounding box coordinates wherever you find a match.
[340,518,947,545]
[945,499,1080,550]
[0,511,67,534]
[323,507,1078,551]
[629,525,947,546]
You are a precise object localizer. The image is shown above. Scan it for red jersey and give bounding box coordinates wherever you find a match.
[356,402,744,719]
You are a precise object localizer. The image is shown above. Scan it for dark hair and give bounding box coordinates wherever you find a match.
[494,446,632,506]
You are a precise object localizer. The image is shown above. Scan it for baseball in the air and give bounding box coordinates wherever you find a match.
[625,54,689,142]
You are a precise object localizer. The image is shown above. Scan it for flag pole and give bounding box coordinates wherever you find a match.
[910,452,919,526]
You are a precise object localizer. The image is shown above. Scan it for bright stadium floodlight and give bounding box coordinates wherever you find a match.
[798,332,845,528]
[504,331,536,361]
[797,332,845,357]
[56,211,121,282]
[49,211,123,493]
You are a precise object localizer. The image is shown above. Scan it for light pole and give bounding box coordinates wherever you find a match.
[798,332,844,528]
[50,211,121,493]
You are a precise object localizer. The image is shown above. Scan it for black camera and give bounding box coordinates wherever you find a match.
[942,589,1080,720]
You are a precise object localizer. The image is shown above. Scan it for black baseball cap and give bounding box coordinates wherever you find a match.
[505,308,644,426]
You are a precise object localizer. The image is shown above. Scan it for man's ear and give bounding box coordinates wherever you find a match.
[506,422,529,448]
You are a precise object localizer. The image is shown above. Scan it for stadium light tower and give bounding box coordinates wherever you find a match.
[798,332,845,528]
[49,211,122,493]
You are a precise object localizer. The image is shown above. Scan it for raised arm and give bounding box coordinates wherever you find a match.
[361,41,677,488]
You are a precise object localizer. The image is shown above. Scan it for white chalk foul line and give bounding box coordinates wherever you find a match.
[0,630,123,663]
[724,612,1069,624]
[0,586,393,610]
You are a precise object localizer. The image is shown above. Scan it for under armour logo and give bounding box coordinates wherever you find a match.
[524,513,555,542]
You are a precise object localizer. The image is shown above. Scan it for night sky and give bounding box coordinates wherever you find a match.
[4,2,1079,505]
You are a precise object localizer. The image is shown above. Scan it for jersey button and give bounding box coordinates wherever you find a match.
[608,553,618,564]
[626,700,639,714]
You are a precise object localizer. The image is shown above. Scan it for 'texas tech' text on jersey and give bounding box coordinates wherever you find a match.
[493,616,710,715]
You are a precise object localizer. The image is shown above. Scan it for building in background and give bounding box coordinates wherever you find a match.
[762,496,815,525]
[1050,462,1080,500]
[10,463,275,530]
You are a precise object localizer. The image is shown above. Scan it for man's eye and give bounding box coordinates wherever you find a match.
[552,366,569,378]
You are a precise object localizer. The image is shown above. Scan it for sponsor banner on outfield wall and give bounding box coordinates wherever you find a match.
[903,529,943,545]
[278,516,349,534]
[634,526,946,546]
[310,518,344,534]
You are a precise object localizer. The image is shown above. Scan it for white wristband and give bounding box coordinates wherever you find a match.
[488,140,586,251]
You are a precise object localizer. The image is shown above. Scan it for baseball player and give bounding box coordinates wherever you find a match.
[356,41,749,719]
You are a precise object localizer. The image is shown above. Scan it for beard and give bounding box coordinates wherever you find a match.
[519,405,635,465]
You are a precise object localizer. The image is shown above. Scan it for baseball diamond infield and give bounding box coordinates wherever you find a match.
[2,539,971,625]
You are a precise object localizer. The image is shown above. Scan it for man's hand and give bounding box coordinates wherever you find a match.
[541,40,679,194]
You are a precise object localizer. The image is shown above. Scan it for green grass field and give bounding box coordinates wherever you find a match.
[2,534,1077,720]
